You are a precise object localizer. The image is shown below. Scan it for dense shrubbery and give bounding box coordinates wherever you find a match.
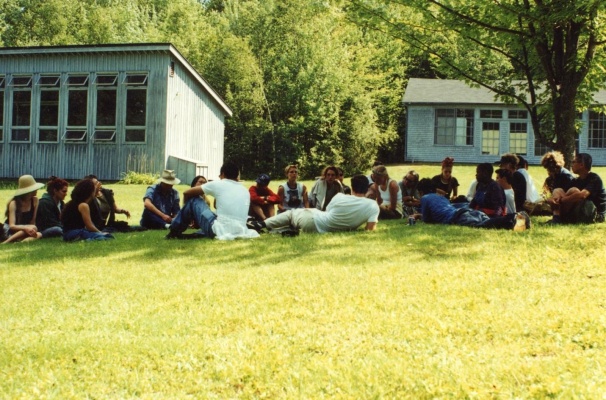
[119,171,159,185]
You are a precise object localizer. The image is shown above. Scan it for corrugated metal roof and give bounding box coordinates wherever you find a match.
[0,43,233,117]
[403,77,606,106]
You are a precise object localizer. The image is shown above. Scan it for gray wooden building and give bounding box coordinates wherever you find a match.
[0,43,232,182]
[404,78,606,165]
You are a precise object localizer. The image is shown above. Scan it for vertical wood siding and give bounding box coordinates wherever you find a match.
[164,61,225,183]
[0,47,226,181]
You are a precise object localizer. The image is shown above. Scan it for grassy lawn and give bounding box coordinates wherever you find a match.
[1,164,606,398]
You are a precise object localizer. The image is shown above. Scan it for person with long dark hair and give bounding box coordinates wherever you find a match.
[36,176,69,238]
[61,179,114,241]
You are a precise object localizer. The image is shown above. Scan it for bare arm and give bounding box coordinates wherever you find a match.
[7,200,38,237]
[79,203,102,232]
[365,222,377,231]
[302,184,310,208]
[277,185,285,212]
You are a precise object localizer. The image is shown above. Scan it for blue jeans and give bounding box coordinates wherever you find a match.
[452,208,516,229]
[63,229,115,242]
[41,226,63,238]
[169,197,217,238]
[140,210,169,229]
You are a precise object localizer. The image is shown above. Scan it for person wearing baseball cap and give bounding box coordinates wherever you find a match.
[2,175,45,243]
[249,173,281,221]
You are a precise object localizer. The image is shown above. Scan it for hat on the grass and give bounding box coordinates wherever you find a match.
[14,175,44,197]
[157,170,180,185]
[256,173,271,186]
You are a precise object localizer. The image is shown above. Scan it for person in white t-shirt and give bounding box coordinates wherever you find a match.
[166,163,260,240]
[261,175,380,234]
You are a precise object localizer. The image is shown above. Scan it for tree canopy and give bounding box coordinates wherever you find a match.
[1,0,409,178]
[351,0,606,165]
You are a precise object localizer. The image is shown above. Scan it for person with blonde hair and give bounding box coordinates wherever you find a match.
[540,151,574,194]
[2,175,44,243]
[278,165,309,213]
[370,165,403,219]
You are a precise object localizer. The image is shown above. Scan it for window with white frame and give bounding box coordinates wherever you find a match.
[63,74,89,142]
[94,74,118,143]
[124,73,148,143]
[10,75,32,142]
[434,109,474,146]
[588,110,606,148]
[509,122,528,155]
[37,75,60,142]
[482,122,500,155]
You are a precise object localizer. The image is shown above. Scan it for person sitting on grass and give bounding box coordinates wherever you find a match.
[166,163,260,240]
[545,153,606,224]
[277,165,309,213]
[140,170,181,230]
[414,179,530,231]
[497,153,527,213]
[61,179,114,242]
[399,170,421,217]
[469,163,506,217]
[85,174,133,232]
[431,157,459,201]
[337,167,352,195]
[370,165,403,219]
[2,175,44,244]
[495,169,516,214]
[541,151,575,195]
[36,176,69,238]
[260,174,379,235]
[249,173,281,221]
[309,166,344,210]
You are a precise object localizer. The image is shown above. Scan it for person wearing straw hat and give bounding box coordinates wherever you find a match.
[2,175,45,244]
[140,170,181,229]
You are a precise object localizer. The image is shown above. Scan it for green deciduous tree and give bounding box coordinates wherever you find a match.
[351,0,606,165]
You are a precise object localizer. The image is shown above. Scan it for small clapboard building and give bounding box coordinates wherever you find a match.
[404,78,606,165]
[0,43,231,181]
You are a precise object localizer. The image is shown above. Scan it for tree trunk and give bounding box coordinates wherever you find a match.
[552,86,578,169]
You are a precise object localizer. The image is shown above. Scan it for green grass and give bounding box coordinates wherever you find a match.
[1,165,606,398]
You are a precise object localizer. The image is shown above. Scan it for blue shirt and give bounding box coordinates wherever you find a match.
[142,184,180,217]
[421,193,457,224]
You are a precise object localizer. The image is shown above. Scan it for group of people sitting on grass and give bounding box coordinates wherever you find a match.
[2,151,604,243]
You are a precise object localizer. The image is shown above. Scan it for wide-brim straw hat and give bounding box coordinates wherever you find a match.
[14,175,44,197]
[157,169,181,185]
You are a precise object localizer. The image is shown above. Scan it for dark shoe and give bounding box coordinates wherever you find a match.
[246,217,265,233]
[165,230,182,239]
[281,229,300,237]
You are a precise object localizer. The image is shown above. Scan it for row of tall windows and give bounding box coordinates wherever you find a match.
[433,108,529,155]
[0,73,147,144]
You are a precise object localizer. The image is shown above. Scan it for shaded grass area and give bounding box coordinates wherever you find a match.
[1,169,606,398]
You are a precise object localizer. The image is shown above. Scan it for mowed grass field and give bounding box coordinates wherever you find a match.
[1,164,606,398]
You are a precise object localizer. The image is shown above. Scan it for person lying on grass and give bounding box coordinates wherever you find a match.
[257,174,379,235]
[166,163,260,240]
[413,178,530,231]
